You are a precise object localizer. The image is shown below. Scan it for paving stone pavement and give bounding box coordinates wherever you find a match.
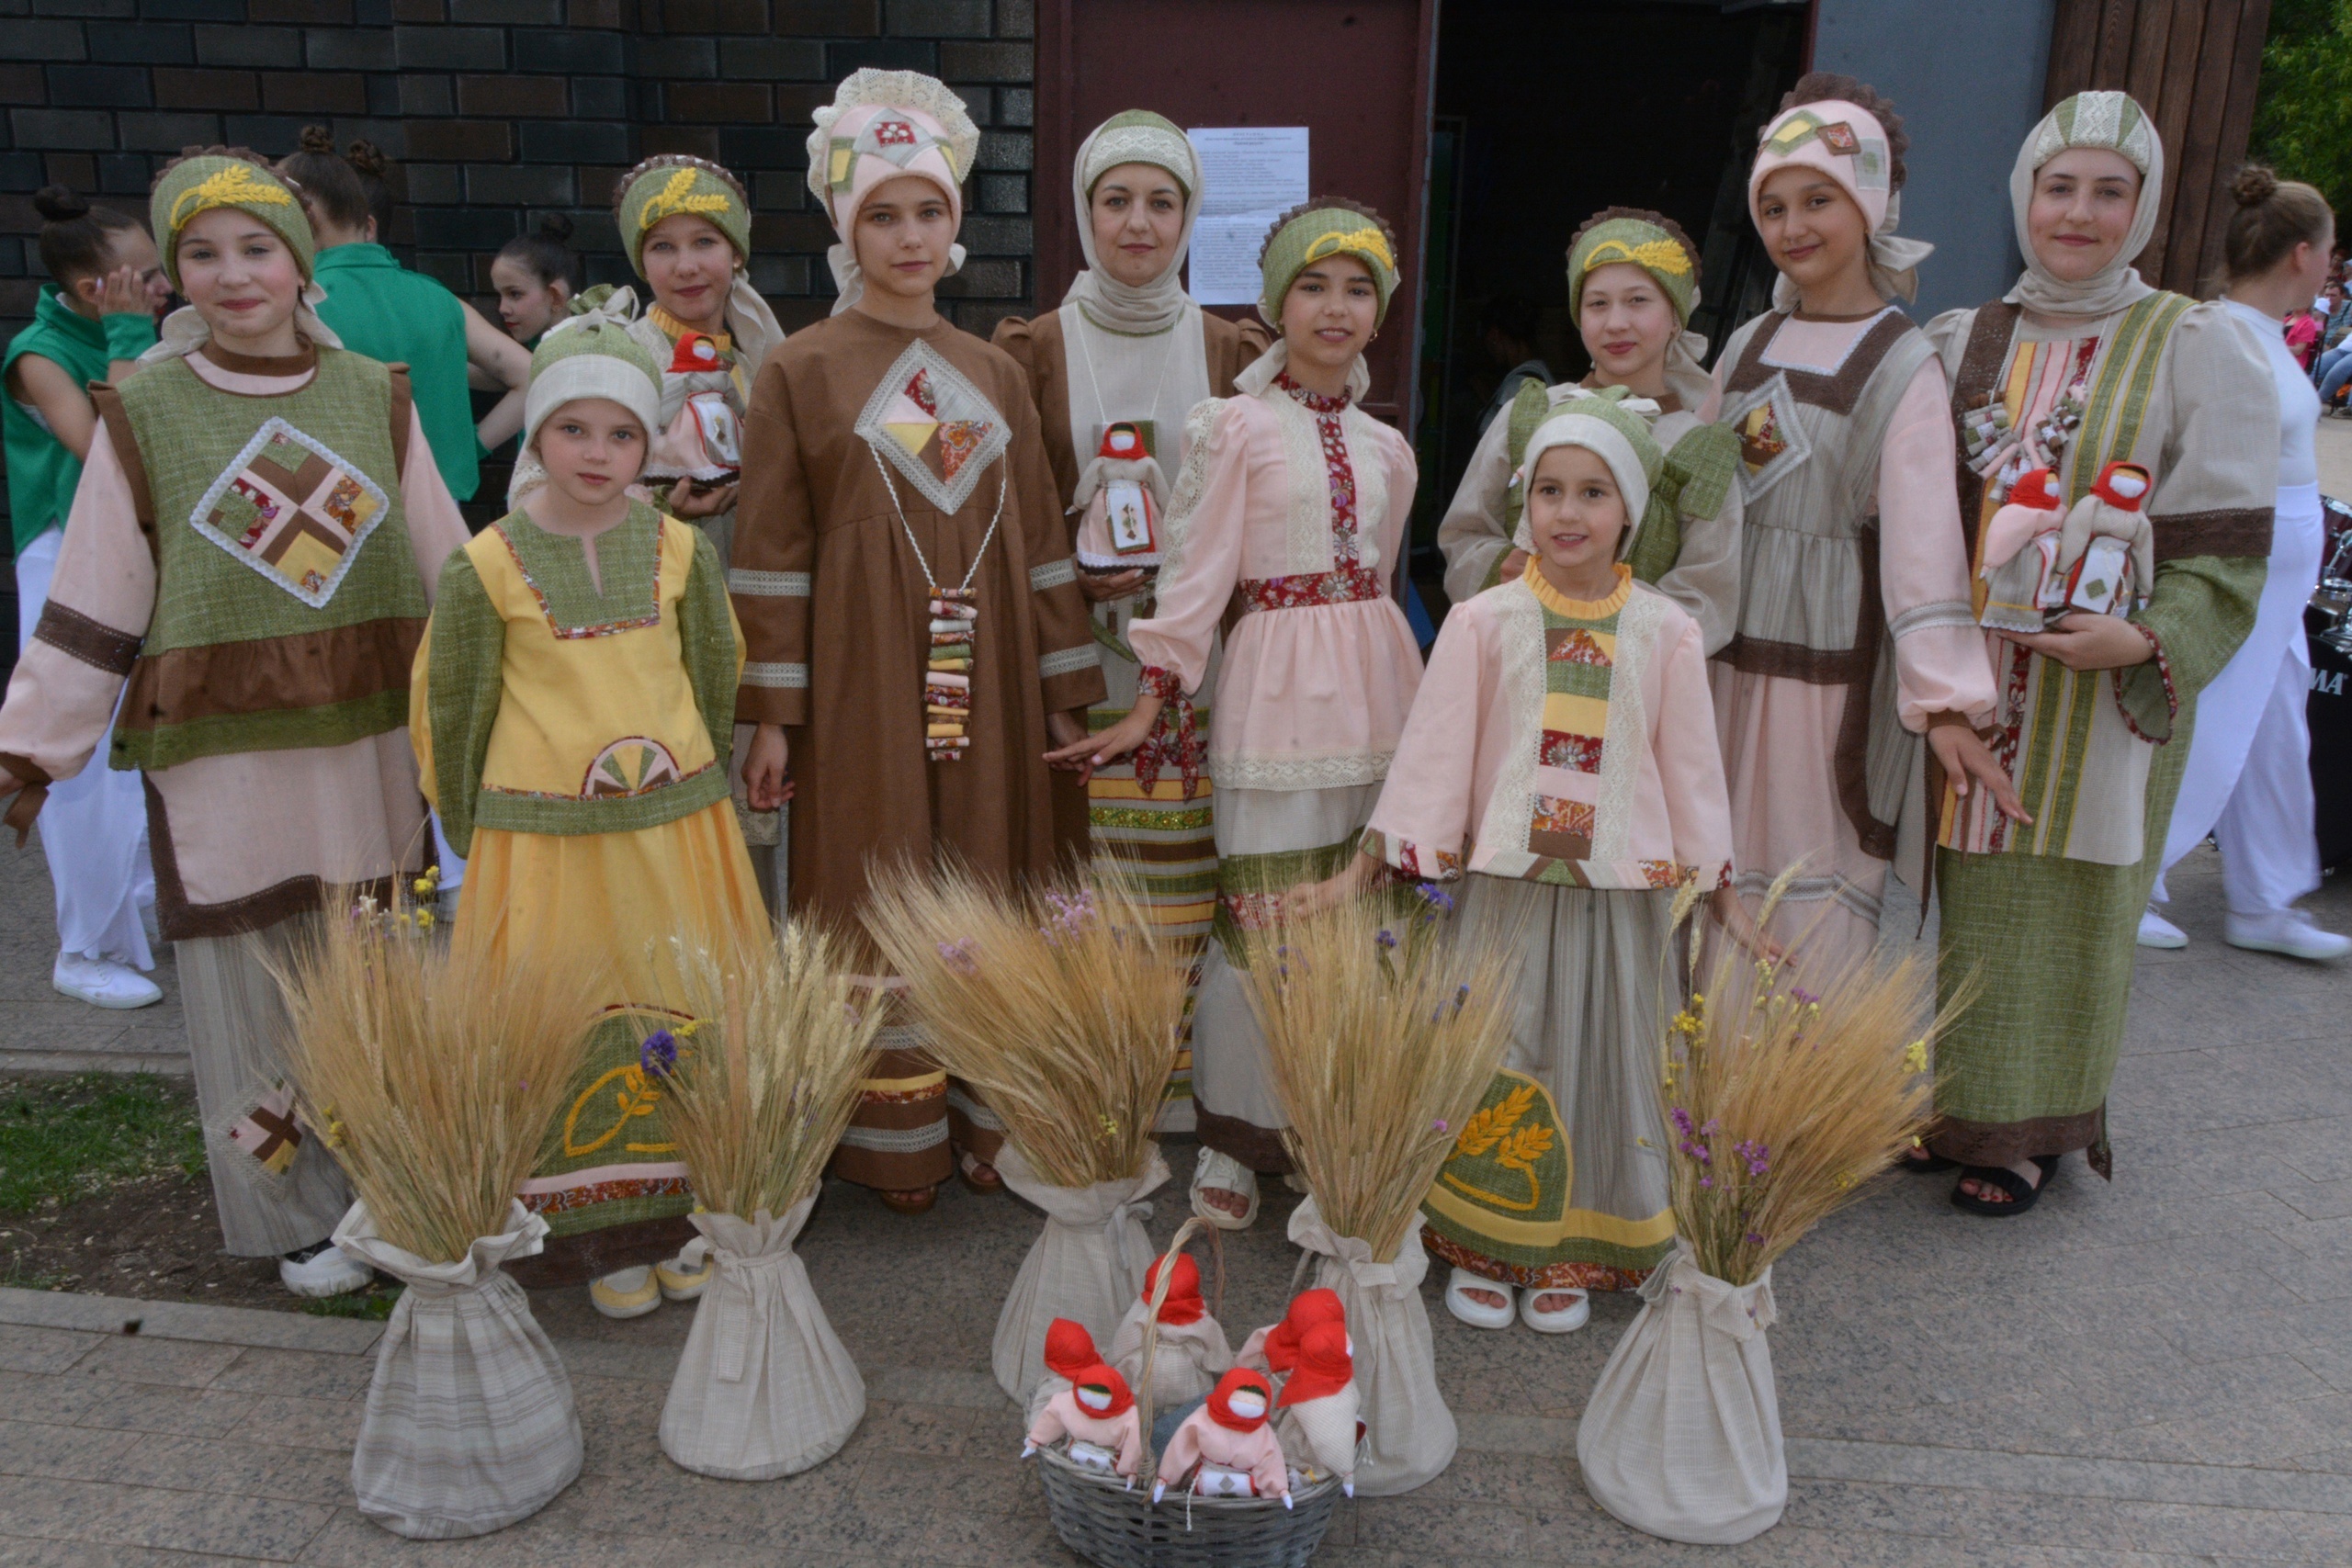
[5,680,2352,1556]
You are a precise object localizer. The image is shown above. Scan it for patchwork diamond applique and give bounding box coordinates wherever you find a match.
[583,737,684,798]
[189,417,389,608]
[1724,373,1814,503]
[1816,120,1860,157]
[854,339,1012,514]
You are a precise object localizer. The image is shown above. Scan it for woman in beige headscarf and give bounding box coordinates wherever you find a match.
[992,110,1269,1145]
[1920,91,2278,1214]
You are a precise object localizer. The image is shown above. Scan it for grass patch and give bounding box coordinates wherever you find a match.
[0,1073,205,1213]
[302,1283,403,1321]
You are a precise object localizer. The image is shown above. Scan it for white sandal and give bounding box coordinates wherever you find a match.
[589,1265,662,1320]
[1443,1269,1515,1329]
[1520,1285,1589,1334]
[1190,1146,1260,1231]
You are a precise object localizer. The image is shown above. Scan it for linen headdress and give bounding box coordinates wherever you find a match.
[1257,202,1400,328]
[806,69,979,315]
[1515,387,1666,558]
[145,150,340,362]
[1566,208,1714,411]
[611,154,786,376]
[2003,90,2165,321]
[520,295,663,460]
[1747,96,1934,307]
[1066,109,1204,336]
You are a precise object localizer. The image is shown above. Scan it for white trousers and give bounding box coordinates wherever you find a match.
[2154,481,2324,915]
[14,527,155,966]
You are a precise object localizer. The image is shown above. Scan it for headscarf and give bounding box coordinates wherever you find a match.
[1204,1368,1273,1432]
[1044,1318,1101,1382]
[1516,387,1666,558]
[1139,1253,1204,1327]
[1059,111,1216,488]
[613,155,786,375]
[805,68,979,316]
[519,299,663,459]
[1566,209,1713,411]
[145,152,339,362]
[1066,109,1203,336]
[2003,90,2165,321]
[1257,204,1400,328]
[1070,1363,1136,1420]
[1261,1288,1345,1375]
[1748,97,1934,309]
[1276,1321,1354,1408]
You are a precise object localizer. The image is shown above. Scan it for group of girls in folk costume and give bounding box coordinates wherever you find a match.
[413,308,769,1314]
[731,70,1106,1213]
[1921,92,2285,1211]
[1437,208,1744,656]
[994,112,1273,1129]
[1055,201,1426,1229]
[0,152,471,1298]
[3,189,170,1010]
[2143,170,2349,964]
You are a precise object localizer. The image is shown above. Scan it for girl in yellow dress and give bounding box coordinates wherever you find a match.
[411,308,768,1316]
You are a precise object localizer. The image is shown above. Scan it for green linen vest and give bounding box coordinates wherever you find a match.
[102,345,428,772]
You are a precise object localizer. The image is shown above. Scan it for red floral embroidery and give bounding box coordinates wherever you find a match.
[1238,562,1385,614]
[523,1176,694,1216]
[1275,371,1362,568]
[1540,731,1605,773]
[1219,888,1284,931]
[1134,665,1205,801]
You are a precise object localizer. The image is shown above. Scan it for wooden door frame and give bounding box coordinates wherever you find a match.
[1032,0,1442,430]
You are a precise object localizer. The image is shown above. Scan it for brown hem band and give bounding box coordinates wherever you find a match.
[1723,308,1915,414]
[87,387,159,562]
[1193,1106,1294,1176]
[2152,507,2274,562]
[1928,1105,2108,1178]
[32,600,142,676]
[504,1214,699,1291]
[119,618,424,732]
[0,751,53,848]
[141,773,398,942]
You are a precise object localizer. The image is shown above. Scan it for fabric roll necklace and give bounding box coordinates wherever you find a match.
[867,445,1007,762]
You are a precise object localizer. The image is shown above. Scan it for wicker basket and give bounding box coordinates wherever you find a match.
[1034,1219,1345,1568]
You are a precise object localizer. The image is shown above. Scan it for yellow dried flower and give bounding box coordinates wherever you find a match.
[413,908,435,931]
[1904,1040,1928,1073]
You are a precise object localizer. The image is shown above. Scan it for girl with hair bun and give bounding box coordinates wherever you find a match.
[490,213,579,347]
[2142,165,2347,963]
[2,186,171,1010]
[281,128,532,506]
[1050,198,1424,1232]
[1921,95,2282,1214]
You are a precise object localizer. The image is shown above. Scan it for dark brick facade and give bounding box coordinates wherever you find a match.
[0,0,1039,449]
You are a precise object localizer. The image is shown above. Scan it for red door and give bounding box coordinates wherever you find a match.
[1035,0,1441,427]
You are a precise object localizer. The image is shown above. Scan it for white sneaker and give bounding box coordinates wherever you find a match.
[52,953,163,1010]
[279,1241,372,1298]
[2224,909,2352,961]
[2136,908,2188,949]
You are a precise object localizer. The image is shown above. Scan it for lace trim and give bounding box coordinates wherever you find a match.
[1209,750,1393,791]
[728,568,810,596]
[1038,643,1100,680]
[741,660,808,689]
[1154,398,1227,587]
[1484,580,1546,862]
[1029,557,1077,592]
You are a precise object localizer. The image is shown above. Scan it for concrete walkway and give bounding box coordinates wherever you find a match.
[1,420,2348,1562]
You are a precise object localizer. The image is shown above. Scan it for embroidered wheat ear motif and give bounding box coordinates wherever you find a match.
[1453,1081,1539,1158]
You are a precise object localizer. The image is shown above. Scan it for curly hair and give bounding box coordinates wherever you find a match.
[1776,72,1908,192]
[612,153,751,217]
[1256,195,1398,268]
[1566,205,1702,284]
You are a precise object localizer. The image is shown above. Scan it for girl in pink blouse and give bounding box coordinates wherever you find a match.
[1048,200,1423,1232]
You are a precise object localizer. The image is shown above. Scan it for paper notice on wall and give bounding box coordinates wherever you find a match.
[1186,126,1310,307]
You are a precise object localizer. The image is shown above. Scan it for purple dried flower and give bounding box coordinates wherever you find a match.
[1791,987,1820,1006]
[1433,1119,1449,1133]
[639,1030,678,1077]
[1699,1175,1713,1190]
[1734,1139,1770,1177]
[1700,1117,1721,1138]
[1745,1231,1766,1247]
[938,937,980,976]
[1374,929,1397,950]
[1414,883,1457,915]
[1669,1106,1694,1137]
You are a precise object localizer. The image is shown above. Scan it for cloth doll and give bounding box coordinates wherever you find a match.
[1979,462,2154,632]
[1105,1252,1234,1407]
[1023,1361,1147,1481]
[1071,421,1169,573]
[1236,1286,1345,1379]
[1154,1368,1289,1506]
[1274,1321,1360,1496]
[1028,1315,1104,1420]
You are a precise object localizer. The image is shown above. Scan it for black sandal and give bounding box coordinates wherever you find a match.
[1901,1147,1958,1175]
[1951,1156,2058,1217]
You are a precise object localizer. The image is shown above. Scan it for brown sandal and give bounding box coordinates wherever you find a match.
[878,1185,938,1216]
[957,1150,1004,1195]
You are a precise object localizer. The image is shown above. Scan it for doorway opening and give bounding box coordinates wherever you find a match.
[1411,0,1809,618]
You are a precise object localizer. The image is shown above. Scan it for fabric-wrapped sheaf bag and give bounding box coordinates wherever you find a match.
[1577,1242,1784,1543]
[334,1199,582,1540]
[1287,1195,1455,1495]
[660,1200,865,1479]
[991,1142,1169,1403]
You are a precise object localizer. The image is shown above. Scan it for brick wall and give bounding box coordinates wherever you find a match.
[0,0,1038,539]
